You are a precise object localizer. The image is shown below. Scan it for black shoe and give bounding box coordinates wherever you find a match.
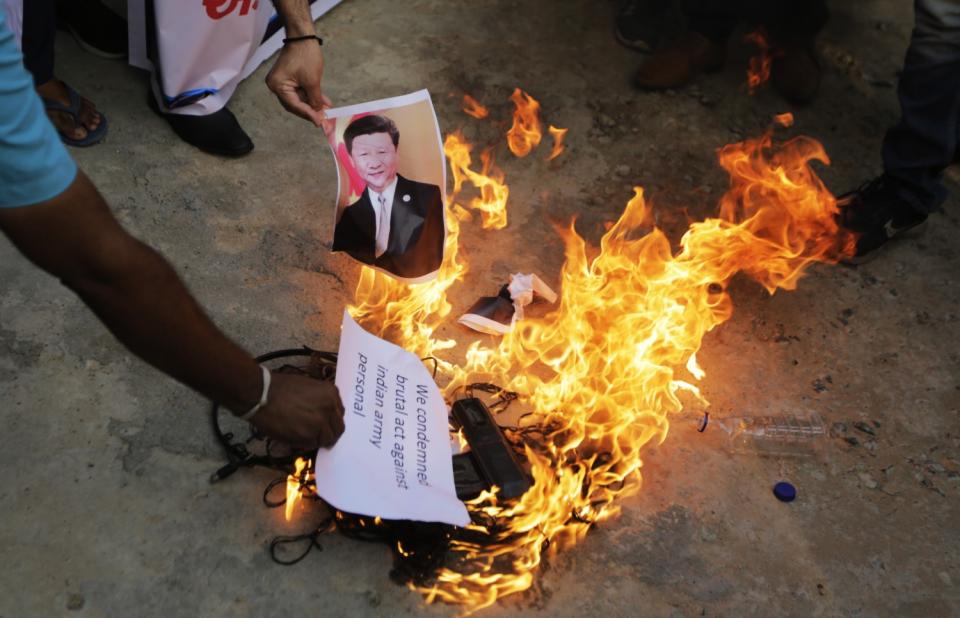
[615,0,676,52]
[56,0,128,59]
[148,93,254,157]
[837,175,928,263]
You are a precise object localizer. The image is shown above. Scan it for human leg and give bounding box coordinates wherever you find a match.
[615,0,680,52]
[144,0,267,156]
[839,0,960,260]
[881,0,960,213]
[55,0,127,59]
[631,0,735,90]
[758,0,829,104]
[684,0,741,43]
[22,0,105,145]
[21,0,55,85]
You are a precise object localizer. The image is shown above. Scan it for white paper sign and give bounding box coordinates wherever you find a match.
[315,311,470,526]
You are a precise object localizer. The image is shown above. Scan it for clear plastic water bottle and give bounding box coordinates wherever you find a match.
[713,412,826,457]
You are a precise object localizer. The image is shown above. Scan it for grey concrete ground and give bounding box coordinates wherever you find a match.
[2,0,959,616]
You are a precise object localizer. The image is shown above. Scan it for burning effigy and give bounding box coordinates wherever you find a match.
[213,89,855,611]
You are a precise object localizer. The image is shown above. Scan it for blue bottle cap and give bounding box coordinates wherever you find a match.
[773,481,797,502]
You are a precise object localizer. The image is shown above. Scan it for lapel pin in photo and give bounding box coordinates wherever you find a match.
[324,90,448,283]
[458,273,557,335]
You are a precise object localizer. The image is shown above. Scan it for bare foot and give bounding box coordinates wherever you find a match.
[36,78,102,141]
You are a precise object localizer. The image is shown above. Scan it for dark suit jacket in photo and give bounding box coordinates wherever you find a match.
[332,174,445,279]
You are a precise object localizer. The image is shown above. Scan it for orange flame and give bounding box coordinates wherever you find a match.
[344,112,854,608]
[347,179,468,360]
[414,123,853,608]
[745,30,773,93]
[285,457,309,522]
[774,112,794,127]
[462,94,489,119]
[547,125,568,161]
[444,131,510,230]
[347,130,512,351]
[506,88,542,157]
[348,216,465,361]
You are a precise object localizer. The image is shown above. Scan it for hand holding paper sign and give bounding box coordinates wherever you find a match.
[249,373,345,448]
[315,311,470,526]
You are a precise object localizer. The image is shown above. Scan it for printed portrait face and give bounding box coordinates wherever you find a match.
[327,91,447,283]
[349,132,399,193]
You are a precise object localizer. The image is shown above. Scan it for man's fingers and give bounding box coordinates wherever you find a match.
[270,78,324,126]
[318,421,338,448]
[320,383,344,417]
[275,90,317,124]
[321,391,345,443]
[296,436,322,450]
[285,80,327,127]
[252,377,346,448]
[320,118,336,138]
[331,408,345,439]
[303,79,326,113]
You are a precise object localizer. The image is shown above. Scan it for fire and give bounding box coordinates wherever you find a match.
[547,125,568,161]
[348,212,465,362]
[285,457,310,522]
[506,88,542,157]
[347,176,468,361]
[347,130,508,353]
[745,30,774,93]
[685,352,705,380]
[462,94,489,119]
[774,112,794,127]
[444,131,510,230]
[343,99,855,608]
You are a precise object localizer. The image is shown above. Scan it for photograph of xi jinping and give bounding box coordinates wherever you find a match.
[332,114,445,280]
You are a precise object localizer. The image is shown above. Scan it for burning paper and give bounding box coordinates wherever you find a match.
[458,273,557,335]
[325,90,448,283]
[315,311,469,527]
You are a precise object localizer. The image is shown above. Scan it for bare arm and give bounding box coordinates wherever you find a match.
[273,0,315,36]
[266,0,332,125]
[0,171,344,447]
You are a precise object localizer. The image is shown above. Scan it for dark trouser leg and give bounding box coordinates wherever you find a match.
[682,0,741,43]
[754,0,828,47]
[882,0,960,214]
[22,0,57,86]
[683,0,827,46]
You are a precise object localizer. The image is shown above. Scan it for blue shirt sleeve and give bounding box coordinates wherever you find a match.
[0,11,77,209]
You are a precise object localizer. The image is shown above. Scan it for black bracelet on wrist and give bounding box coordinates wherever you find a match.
[282,34,323,46]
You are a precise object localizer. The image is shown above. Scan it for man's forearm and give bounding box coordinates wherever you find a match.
[2,170,347,448]
[0,173,262,416]
[66,238,263,415]
[273,0,315,37]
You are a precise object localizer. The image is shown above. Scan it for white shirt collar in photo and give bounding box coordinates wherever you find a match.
[368,176,398,257]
